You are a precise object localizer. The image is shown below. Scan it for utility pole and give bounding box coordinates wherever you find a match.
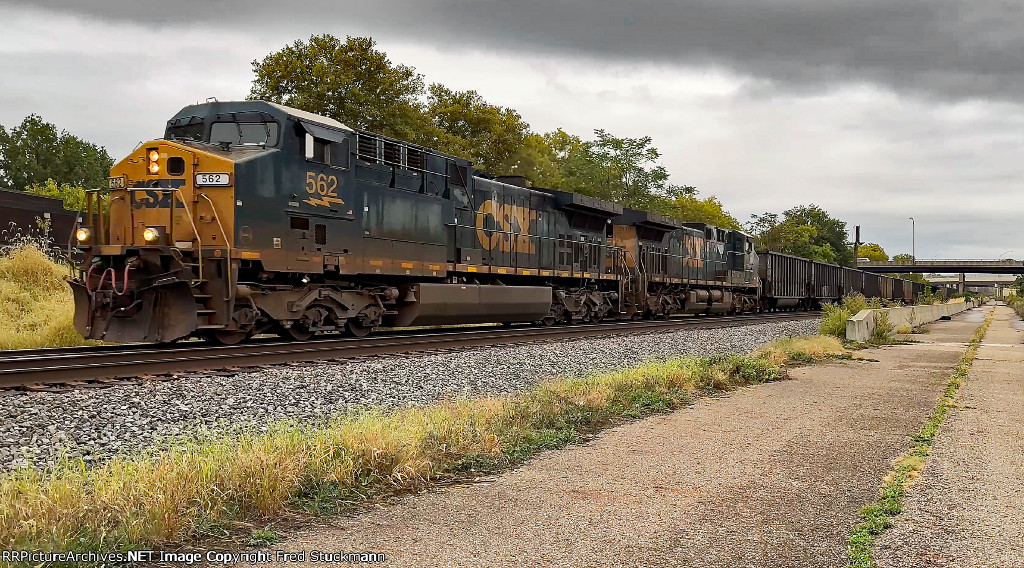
[909,217,915,262]
[854,225,861,265]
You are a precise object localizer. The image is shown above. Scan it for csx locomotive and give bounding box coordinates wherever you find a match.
[69,100,921,344]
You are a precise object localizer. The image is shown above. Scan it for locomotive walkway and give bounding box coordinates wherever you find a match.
[250,308,1004,567]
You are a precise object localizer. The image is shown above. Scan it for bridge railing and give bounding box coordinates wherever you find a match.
[858,259,1024,266]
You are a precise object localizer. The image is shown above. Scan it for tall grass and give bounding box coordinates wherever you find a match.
[820,293,881,338]
[0,349,810,559]
[0,241,87,350]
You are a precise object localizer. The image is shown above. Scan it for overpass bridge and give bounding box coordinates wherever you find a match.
[857,259,1024,274]
[929,275,1017,298]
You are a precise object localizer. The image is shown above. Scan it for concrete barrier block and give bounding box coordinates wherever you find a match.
[845,301,972,342]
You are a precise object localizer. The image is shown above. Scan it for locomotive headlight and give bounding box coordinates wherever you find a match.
[75,227,91,243]
[147,148,160,174]
[143,227,160,243]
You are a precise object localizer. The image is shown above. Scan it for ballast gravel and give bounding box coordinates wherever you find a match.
[0,319,818,470]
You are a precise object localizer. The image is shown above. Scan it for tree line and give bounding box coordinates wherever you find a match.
[249,35,740,229]
[2,33,873,268]
[0,114,112,209]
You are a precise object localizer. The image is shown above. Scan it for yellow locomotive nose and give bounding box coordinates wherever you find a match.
[104,140,236,248]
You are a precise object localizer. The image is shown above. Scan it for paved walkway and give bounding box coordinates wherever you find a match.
[254,311,984,568]
[875,304,1024,567]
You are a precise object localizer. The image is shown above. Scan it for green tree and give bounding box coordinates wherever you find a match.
[747,205,852,265]
[587,129,672,210]
[504,132,563,186]
[527,129,674,211]
[857,243,888,262]
[426,84,530,174]
[249,35,434,143]
[892,253,914,262]
[249,35,736,222]
[0,114,112,191]
[655,189,741,230]
[782,205,852,266]
[25,178,87,211]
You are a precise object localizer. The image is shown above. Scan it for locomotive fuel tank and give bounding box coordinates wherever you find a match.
[388,283,552,327]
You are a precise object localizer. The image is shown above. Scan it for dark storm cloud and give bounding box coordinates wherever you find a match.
[8,0,1024,100]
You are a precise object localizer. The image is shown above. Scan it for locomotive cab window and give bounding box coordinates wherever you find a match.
[210,121,280,147]
[166,121,203,141]
[304,134,350,169]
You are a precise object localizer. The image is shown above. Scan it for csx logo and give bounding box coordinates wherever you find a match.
[475,200,537,254]
[132,191,183,209]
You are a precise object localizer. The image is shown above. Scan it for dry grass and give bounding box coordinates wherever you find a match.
[0,353,791,558]
[753,335,848,365]
[0,243,88,350]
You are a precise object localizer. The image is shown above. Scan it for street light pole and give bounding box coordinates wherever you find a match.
[909,217,915,262]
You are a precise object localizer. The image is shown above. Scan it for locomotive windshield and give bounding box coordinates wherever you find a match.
[209,121,280,147]
[166,121,204,141]
[166,117,280,147]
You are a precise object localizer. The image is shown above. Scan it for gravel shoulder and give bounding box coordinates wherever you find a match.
[1,319,818,470]
[875,304,1024,568]
[251,312,982,568]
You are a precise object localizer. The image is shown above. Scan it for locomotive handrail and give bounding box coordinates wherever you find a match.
[198,192,231,295]
[445,222,625,278]
[109,187,205,283]
[444,221,733,282]
[65,189,99,274]
[171,187,204,283]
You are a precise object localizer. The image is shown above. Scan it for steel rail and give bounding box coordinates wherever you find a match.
[0,312,818,389]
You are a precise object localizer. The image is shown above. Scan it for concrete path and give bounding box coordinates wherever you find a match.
[255,312,983,568]
[875,304,1024,568]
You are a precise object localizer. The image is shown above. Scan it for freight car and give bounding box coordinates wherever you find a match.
[843,267,865,297]
[0,187,80,246]
[67,100,917,344]
[758,252,921,310]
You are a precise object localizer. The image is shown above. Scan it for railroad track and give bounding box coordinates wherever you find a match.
[0,312,819,391]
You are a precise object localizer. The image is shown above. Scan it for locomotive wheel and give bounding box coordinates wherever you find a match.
[279,324,314,341]
[541,316,557,326]
[345,319,373,338]
[579,305,593,323]
[211,330,248,345]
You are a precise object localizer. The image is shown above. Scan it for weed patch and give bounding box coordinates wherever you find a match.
[871,311,895,343]
[753,335,848,366]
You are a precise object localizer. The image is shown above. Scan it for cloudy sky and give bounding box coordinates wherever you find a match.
[2,0,1021,259]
